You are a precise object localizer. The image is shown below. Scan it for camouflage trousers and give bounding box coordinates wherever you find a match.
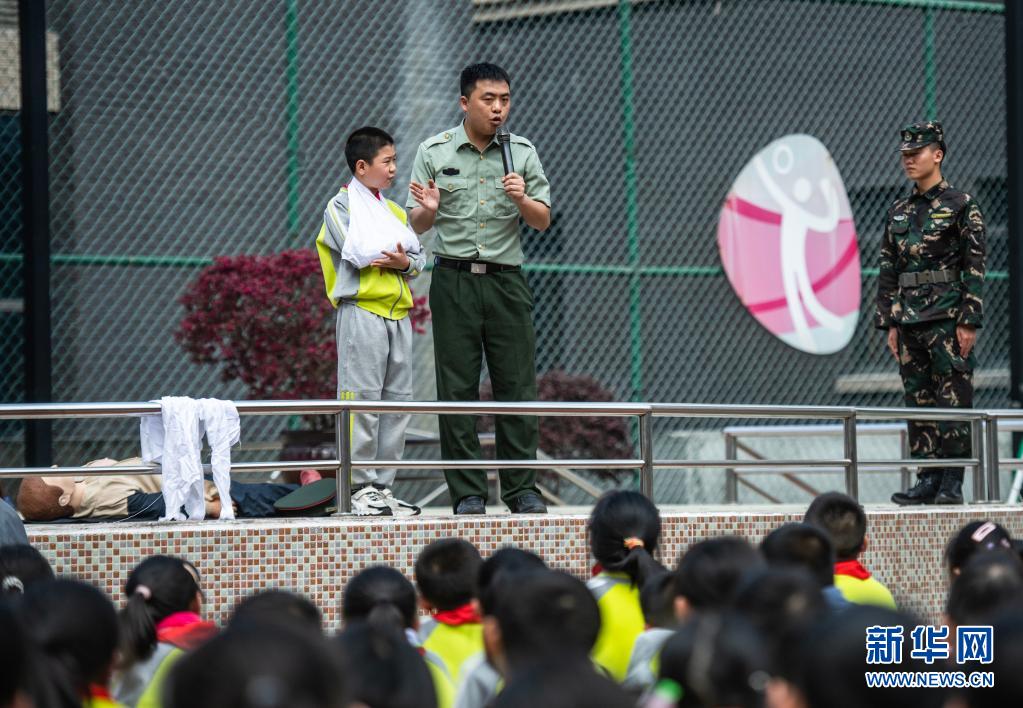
[897,318,974,482]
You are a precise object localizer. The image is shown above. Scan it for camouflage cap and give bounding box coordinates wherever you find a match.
[899,121,944,151]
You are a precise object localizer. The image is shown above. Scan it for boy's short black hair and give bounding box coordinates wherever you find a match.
[493,570,600,673]
[760,523,835,588]
[803,492,867,562]
[460,63,511,98]
[673,536,765,611]
[414,538,483,611]
[344,126,394,173]
[477,547,547,616]
[229,589,322,634]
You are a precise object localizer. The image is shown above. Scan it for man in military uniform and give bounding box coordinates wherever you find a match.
[407,63,551,515]
[875,121,986,505]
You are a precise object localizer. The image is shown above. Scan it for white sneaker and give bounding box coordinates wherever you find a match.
[351,486,393,516]
[373,485,422,517]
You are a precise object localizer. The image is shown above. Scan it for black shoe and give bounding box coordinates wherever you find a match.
[507,491,547,514]
[454,495,486,515]
[891,475,940,506]
[934,475,964,505]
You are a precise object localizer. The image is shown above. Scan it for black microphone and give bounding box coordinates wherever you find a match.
[496,124,514,174]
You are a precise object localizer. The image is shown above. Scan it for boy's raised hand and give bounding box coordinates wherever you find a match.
[409,179,440,212]
[371,242,411,272]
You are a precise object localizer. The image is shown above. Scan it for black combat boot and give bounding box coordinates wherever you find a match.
[934,470,964,505]
[891,472,941,506]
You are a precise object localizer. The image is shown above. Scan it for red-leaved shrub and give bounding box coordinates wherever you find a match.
[175,249,429,405]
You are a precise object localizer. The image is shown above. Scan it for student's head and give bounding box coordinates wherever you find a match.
[760,523,834,588]
[796,606,944,708]
[459,62,512,138]
[344,126,396,192]
[588,490,665,587]
[0,600,30,708]
[946,520,1013,577]
[335,622,436,708]
[21,579,119,701]
[733,567,827,681]
[492,658,635,708]
[166,623,345,708]
[120,555,203,666]
[673,536,765,619]
[414,538,482,611]
[16,476,77,520]
[899,121,945,184]
[803,492,867,562]
[961,609,1023,708]
[640,571,678,629]
[477,547,547,616]
[490,570,600,679]
[946,550,1023,627]
[229,590,322,634]
[342,565,418,632]
[658,613,769,708]
[0,544,54,594]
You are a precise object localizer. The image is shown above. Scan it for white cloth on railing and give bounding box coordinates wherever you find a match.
[139,396,240,521]
[197,398,240,520]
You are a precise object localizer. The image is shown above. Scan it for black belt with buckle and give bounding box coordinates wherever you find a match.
[434,256,521,275]
[898,269,960,288]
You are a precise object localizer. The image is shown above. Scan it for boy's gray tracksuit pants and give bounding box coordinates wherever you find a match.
[336,303,413,487]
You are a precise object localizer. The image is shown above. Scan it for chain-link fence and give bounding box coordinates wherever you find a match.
[0,0,1010,504]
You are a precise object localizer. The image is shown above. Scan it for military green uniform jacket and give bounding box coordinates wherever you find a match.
[406,122,551,266]
[874,179,985,330]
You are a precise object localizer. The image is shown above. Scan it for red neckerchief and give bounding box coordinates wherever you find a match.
[88,685,112,700]
[834,559,871,580]
[591,563,603,577]
[155,611,218,650]
[433,602,481,626]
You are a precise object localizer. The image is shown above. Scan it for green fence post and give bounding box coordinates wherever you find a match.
[923,6,937,120]
[286,0,301,240]
[618,0,643,404]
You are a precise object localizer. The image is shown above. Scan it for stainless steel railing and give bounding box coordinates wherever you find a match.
[0,400,1019,512]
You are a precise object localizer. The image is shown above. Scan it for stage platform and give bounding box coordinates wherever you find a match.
[27,504,1023,628]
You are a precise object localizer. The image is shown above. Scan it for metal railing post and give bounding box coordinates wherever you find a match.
[898,426,911,492]
[986,415,1001,502]
[336,408,352,514]
[724,432,738,503]
[639,411,654,501]
[843,413,858,500]
[971,418,986,503]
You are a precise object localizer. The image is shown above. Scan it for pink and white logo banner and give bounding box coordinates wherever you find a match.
[718,134,861,355]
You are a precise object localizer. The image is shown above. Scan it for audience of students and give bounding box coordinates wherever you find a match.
[1,492,1021,708]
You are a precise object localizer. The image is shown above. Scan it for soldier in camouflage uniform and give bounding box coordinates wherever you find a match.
[875,121,986,506]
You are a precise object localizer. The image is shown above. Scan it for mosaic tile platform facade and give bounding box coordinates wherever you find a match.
[27,506,1023,628]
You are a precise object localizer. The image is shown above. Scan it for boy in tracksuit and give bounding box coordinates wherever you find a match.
[315,126,425,516]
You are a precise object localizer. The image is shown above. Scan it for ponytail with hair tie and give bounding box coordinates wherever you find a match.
[134,585,152,601]
[2,576,24,594]
[623,537,645,551]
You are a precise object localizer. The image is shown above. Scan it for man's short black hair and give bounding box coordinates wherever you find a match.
[803,492,867,562]
[760,523,835,588]
[414,538,482,611]
[460,63,511,98]
[344,126,394,173]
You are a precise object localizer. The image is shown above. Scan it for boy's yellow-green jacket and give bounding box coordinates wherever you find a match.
[316,184,425,319]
